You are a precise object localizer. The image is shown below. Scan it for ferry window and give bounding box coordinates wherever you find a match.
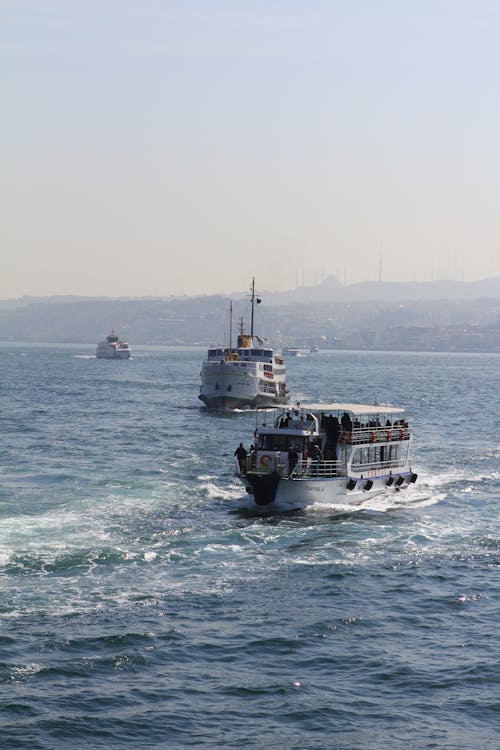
[259,380,274,393]
[388,445,400,463]
[258,435,299,452]
[263,350,272,358]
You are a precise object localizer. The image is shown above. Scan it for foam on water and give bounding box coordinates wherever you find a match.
[1,346,499,749]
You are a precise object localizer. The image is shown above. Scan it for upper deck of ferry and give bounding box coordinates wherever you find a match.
[270,403,406,418]
[256,403,410,446]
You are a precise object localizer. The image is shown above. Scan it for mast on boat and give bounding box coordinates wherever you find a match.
[250,277,255,339]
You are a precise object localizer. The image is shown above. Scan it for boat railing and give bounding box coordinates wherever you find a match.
[244,453,344,478]
[298,460,344,478]
[340,424,410,445]
[240,452,411,481]
[277,458,344,478]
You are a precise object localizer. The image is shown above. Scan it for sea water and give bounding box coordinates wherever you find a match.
[0,345,499,749]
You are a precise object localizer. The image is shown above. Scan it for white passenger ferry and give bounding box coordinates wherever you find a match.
[199,279,289,411]
[236,402,417,508]
[96,330,131,359]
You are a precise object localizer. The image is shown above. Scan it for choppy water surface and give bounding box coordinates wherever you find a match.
[0,345,499,749]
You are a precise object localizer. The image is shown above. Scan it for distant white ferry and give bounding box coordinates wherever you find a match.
[199,279,290,411]
[96,330,131,359]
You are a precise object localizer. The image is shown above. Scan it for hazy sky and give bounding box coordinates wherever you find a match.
[2,1,499,299]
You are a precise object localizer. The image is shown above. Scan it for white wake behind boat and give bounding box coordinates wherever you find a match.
[199,279,290,411]
[96,330,131,359]
[236,402,417,508]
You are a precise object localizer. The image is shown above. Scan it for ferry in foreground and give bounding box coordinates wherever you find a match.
[199,279,289,411]
[96,330,131,359]
[236,402,417,508]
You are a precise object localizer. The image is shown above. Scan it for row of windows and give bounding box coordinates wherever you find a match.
[206,360,256,370]
[207,348,274,359]
[351,444,407,466]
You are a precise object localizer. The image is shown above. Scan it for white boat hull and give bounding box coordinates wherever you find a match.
[199,362,289,410]
[96,348,131,359]
[241,470,415,509]
[96,352,130,359]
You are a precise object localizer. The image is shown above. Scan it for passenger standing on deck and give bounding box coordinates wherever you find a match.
[325,415,340,459]
[310,443,323,475]
[234,443,248,474]
[249,444,256,469]
[288,445,299,476]
[341,412,352,442]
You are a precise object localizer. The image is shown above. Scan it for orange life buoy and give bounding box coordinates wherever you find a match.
[259,454,273,469]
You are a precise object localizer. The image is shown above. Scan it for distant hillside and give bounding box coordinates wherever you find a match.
[0,279,499,352]
[260,276,500,304]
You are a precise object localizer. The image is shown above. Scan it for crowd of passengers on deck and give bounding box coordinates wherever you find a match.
[277,410,409,444]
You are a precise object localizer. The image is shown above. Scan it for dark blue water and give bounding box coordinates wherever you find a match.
[1,345,499,749]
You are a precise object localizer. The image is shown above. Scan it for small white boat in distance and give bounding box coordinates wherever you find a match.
[96,330,131,359]
[236,402,417,508]
[199,279,289,411]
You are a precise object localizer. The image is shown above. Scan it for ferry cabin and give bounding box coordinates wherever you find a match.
[205,343,285,378]
[247,403,413,484]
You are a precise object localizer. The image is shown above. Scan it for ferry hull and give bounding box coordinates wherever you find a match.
[96,349,131,359]
[242,471,416,508]
[199,392,289,411]
[199,364,289,411]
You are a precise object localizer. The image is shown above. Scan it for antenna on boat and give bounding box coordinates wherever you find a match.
[250,277,255,339]
[229,301,233,358]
